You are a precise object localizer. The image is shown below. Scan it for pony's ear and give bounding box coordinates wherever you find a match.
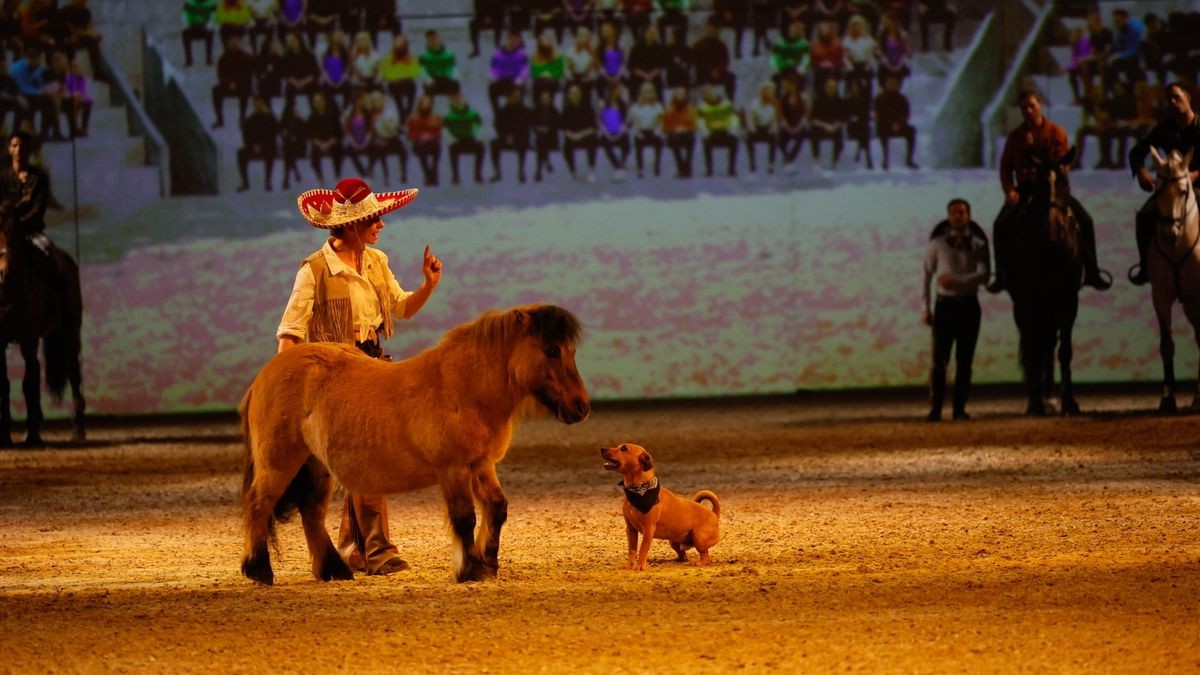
[1060,146,1077,168]
[638,451,654,471]
[1150,145,1166,168]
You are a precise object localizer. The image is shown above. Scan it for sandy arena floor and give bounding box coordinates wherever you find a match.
[1,390,1198,673]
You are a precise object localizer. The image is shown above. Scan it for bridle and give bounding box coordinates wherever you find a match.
[1151,167,1200,296]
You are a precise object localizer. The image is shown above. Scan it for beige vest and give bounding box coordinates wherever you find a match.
[302,246,395,344]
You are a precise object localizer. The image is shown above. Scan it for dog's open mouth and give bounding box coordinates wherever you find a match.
[601,460,619,470]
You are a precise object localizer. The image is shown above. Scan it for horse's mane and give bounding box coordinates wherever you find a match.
[440,304,584,352]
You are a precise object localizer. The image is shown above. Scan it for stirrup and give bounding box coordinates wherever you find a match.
[1085,268,1113,291]
[1127,263,1149,285]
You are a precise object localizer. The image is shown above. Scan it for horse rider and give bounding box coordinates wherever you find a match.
[0,131,54,277]
[1127,81,1200,286]
[989,89,1112,293]
[277,176,443,576]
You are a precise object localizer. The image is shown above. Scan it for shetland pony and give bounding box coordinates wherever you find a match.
[1146,147,1200,412]
[0,229,86,446]
[239,303,590,585]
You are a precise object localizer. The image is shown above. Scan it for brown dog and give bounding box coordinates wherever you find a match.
[600,443,721,570]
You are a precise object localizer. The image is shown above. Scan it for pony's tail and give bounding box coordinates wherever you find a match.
[238,385,278,546]
[43,331,68,401]
[693,490,720,517]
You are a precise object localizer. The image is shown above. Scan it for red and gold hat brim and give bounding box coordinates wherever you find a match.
[296,187,420,229]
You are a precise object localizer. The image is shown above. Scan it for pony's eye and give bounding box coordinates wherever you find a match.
[545,346,560,359]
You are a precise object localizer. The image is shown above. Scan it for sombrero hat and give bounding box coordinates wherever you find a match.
[296,177,419,229]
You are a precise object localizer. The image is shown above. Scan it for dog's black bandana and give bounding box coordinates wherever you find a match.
[622,477,660,514]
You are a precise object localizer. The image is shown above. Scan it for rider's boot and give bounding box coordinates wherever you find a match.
[1128,212,1153,285]
[1079,219,1113,291]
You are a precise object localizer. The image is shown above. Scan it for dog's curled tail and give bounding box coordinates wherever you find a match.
[693,490,720,517]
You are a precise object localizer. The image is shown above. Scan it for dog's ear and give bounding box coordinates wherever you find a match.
[638,451,654,471]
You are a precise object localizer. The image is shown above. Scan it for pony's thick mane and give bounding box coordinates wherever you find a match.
[441,304,583,351]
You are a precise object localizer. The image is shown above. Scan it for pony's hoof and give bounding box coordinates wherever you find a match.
[456,557,495,583]
[1158,396,1178,414]
[21,435,45,448]
[315,545,354,581]
[241,556,275,586]
[1025,401,1046,416]
[1061,398,1081,416]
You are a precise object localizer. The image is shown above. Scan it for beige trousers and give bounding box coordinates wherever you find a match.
[336,493,401,574]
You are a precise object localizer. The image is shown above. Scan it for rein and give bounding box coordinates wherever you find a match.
[1151,170,1200,297]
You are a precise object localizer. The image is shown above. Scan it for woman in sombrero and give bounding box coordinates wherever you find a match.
[276,176,443,576]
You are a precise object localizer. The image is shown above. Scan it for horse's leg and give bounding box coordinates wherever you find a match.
[241,449,310,585]
[1058,323,1080,416]
[0,347,11,447]
[471,464,508,578]
[19,338,43,447]
[441,467,487,582]
[1181,299,1200,409]
[296,456,354,582]
[1153,292,1177,413]
[1015,305,1045,415]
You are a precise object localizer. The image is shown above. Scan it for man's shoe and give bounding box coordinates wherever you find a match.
[1128,263,1150,286]
[374,557,410,575]
[952,410,970,421]
[1084,269,1113,291]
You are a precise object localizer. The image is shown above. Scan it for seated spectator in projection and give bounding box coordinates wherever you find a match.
[362,0,401,46]
[489,30,530,112]
[845,77,871,168]
[745,82,780,174]
[490,86,532,182]
[691,19,736,101]
[444,91,485,184]
[255,37,285,101]
[812,0,849,35]
[749,0,776,58]
[1161,12,1198,83]
[627,25,668,100]
[18,0,52,50]
[276,0,304,40]
[278,100,306,190]
[320,29,352,105]
[56,0,104,81]
[598,84,630,179]
[597,22,624,101]
[663,85,697,177]
[622,0,654,42]
[419,30,459,97]
[407,94,443,185]
[628,81,664,177]
[810,22,846,90]
[305,0,340,46]
[0,53,28,136]
[506,2,532,37]
[596,0,621,35]
[280,31,319,107]
[211,34,255,128]
[215,0,253,49]
[779,0,811,35]
[843,15,877,97]
[533,0,566,45]
[1139,13,1170,86]
[1065,25,1094,104]
[564,0,595,38]
[874,74,916,169]
[1107,80,1144,166]
[531,89,560,181]
[342,90,373,175]
[698,85,739,177]
[49,51,91,138]
[182,0,217,67]
[559,82,599,181]
[565,26,598,102]
[236,95,278,191]
[306,92,344,183]
[915,0,955,52]
[244,0,276,52]
[778,74,810,172]
[1083,8,1112,75]
[0,2,22,59]
[809,77,846,168]
[772,21,811,90]
[1106,8,1143,89]
[10,47,58,139]
[875,15,910,87]
[349,31,382,92]
[366,91,407,183]
[663,26,691,89]
[1074,83,1116,169]
[531,32,566,103]
[656,0,690,49]
[469,0,504,58]
[711,0,748,60]
[381,35,419,122]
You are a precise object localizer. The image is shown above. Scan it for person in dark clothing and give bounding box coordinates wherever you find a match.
[627,24,668,100]
[56,0,104,81]
[917,0,956,52]
[845,78,872,169]
[236,95,278,191]
[663,25,692,89]
[1127,82,1200,285]
[531,89,559,182]
[923,198,989,422]
[490,86,532,183]
[532,0,566,45]
[874,75,918,170]
[809,77,846,168]
[749,0,777,58]
[0,131,50,252]
[279,31,319,108]
[254,37,284,101]
[559,83,599,180]
[278,100,306,190]
[711,0,749,59]
[212,34,256,128]
[690,20,736,101]
[362,0,401,46]
[468,0,503,58]
[306,92,344,184]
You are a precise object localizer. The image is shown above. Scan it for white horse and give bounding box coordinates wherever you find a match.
[1146,147,1200,412]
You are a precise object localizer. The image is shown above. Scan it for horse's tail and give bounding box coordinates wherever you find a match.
[693,490,720,517]
[42,247,83,402]
[238,385,278,545]
[239,381,317,550]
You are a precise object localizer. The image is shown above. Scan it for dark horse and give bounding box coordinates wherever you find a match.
[0,225,85,446]
[1005,147,1084,416]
